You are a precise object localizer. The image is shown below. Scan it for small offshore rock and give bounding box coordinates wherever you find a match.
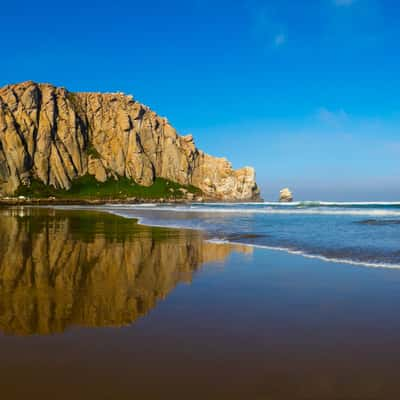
[279,188,293,202]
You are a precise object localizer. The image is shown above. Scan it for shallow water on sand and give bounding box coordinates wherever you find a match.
[89,201,400,268]
[2,208,400,399]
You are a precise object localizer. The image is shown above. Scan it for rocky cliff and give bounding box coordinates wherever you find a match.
[0,81,259,200]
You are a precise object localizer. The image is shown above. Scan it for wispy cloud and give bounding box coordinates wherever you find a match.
[317,107,349,127]
[333,0,357,7]
[249,3,288,48]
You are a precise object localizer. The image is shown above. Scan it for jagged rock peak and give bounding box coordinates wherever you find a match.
[0,81,260,200]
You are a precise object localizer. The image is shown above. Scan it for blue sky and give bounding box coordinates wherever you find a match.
[1,0,399,200]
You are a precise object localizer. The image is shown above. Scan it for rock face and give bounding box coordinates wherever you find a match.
[279,188,293,202]
[0,81,260,200]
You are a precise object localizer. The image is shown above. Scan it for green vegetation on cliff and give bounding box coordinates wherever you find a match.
[15,175,202,200]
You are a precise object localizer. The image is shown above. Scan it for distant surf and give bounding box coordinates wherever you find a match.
[104,202,400,217]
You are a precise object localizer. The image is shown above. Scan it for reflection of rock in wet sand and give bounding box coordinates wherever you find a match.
[0,208,251,336]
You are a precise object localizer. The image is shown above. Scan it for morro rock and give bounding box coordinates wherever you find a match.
[279,188,293,202]
[0,81,260,200]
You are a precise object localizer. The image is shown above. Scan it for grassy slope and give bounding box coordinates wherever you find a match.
[15,175,202,200]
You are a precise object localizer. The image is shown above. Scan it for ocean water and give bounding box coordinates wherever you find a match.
[98,201,400,269]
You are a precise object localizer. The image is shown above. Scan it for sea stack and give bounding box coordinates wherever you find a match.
[0,81,260,201]
[279,188,293,202]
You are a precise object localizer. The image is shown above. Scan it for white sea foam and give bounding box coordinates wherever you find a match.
[206,240,400,270]
[184,201,400,207]
[103,203,400,217]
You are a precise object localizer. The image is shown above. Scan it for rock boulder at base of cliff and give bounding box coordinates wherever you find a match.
[0,81,260,201]
[279,188,293,202]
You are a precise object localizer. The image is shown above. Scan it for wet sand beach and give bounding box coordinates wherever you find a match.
[1,207,400,399]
